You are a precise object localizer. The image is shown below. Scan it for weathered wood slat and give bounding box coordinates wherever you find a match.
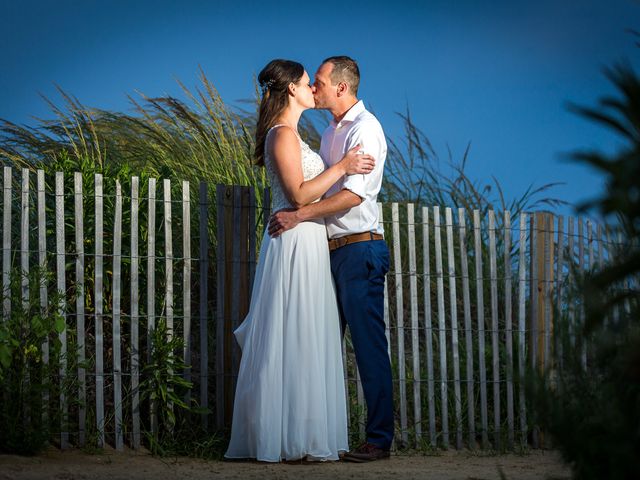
[230,187,242,410]
[199,182,209,430]
[55,172,68,448]
[37,171,48,425]
[517,213,528,448]
[73,172,86,446]
[20,168,31,421]
[543,214,552,372]
[248,187,256,293]
[474,210,488,449]
[262,188,271,232]
[19,170,32,434]
[407,204,422,443]
[422,207,436,446]
[341,337,350,428]
[163,179,174,418]
[20,171,32,431]
[147,177,157,435]
[504,210,514,449]
[215,185,227,428]
[556,216,565,369]
[112,181,124,451]
[529,214,539,448]
[567,217,576,345]
[183,181,192,396]
[356,363,365,439]
[164,179,174,337]
[2,167,11,320]
[391,203,408,445]
[20,169,29,307]
[379,203,391,358]
[94,174,105,447]
[434,206,449,448]
[19,171,32,432]
[131,177,141,448]
[458,208,474,447]
[488,210,500,450]
[445,208,462,449]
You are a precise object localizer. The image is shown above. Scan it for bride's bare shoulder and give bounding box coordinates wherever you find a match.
[267,126,300,155]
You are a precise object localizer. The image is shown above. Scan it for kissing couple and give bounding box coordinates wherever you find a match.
[225,56,393,463]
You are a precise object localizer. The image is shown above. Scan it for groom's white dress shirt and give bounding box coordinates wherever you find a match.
[320,100,387,239]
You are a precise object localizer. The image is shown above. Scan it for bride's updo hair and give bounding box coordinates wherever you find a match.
[255,59,305,166]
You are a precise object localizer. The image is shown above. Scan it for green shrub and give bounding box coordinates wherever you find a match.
[531,61,640,479]
[0,267,69,454]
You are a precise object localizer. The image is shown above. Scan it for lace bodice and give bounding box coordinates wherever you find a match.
[264,125,326,211]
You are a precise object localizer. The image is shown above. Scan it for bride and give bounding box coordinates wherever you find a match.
[224,59,375,462]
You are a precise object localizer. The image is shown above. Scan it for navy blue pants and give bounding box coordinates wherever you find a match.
[330,239,394,449]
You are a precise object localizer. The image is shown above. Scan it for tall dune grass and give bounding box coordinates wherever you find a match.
[0,68,562,215]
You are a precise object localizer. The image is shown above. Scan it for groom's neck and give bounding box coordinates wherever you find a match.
[331,97,359,123]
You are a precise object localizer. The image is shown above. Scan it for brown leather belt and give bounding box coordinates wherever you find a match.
[328,232,384,251]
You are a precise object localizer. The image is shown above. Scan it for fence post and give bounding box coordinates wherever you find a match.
[407,203,422,445]
[73,172,86,446]
[434,206,449,448]
[504,210,515,450]
[445,207,462,449]
[474,209,489,449]
[517,213,528,448]
[392,203,408,446]
[458,208,475,448]
[488,210,500,450]
[183,181,192,401]
[215,185,256,428]
[422,206,437,446]
[37,170,49,427]
[54,172,69,449]
[131,176,141,448]
[113,181,124,451]
[20,169,29,310]
[94,173,105,448]
[198,181,209,430]
[2,167,11,321]
[147,177,157,436]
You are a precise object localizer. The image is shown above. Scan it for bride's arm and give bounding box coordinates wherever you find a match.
[269,127,374,208]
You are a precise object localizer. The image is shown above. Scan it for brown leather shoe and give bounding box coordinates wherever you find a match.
[342,442,390,463]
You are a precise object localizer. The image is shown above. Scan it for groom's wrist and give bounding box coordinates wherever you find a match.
[295,207,309,222]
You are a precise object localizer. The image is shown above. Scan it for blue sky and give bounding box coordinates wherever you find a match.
[2,0,639,215]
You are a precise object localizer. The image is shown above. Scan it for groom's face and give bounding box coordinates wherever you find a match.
[312,62,336,110]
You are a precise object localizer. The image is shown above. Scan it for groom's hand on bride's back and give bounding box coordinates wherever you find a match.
[268,208,300,237]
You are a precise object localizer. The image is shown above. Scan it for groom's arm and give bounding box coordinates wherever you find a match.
[267,189,362,237]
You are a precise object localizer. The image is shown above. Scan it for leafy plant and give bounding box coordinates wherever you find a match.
[531,59,640,479]
[138,317,211,456]
[0,267,68,454]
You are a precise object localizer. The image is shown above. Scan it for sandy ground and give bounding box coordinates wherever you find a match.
[0,448,571,480]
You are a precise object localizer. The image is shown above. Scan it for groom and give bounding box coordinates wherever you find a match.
[268,56,393,462]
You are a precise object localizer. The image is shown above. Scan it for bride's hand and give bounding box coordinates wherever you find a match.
[340,144,375,175]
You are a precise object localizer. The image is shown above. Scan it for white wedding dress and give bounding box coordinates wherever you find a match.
[224,125,349,462]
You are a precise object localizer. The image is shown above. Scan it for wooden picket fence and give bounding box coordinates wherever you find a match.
[0,167,627,451]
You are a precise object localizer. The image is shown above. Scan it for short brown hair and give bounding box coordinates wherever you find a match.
[322,56,360,96]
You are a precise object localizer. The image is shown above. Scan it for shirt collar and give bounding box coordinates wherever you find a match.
[331,100,365,128]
